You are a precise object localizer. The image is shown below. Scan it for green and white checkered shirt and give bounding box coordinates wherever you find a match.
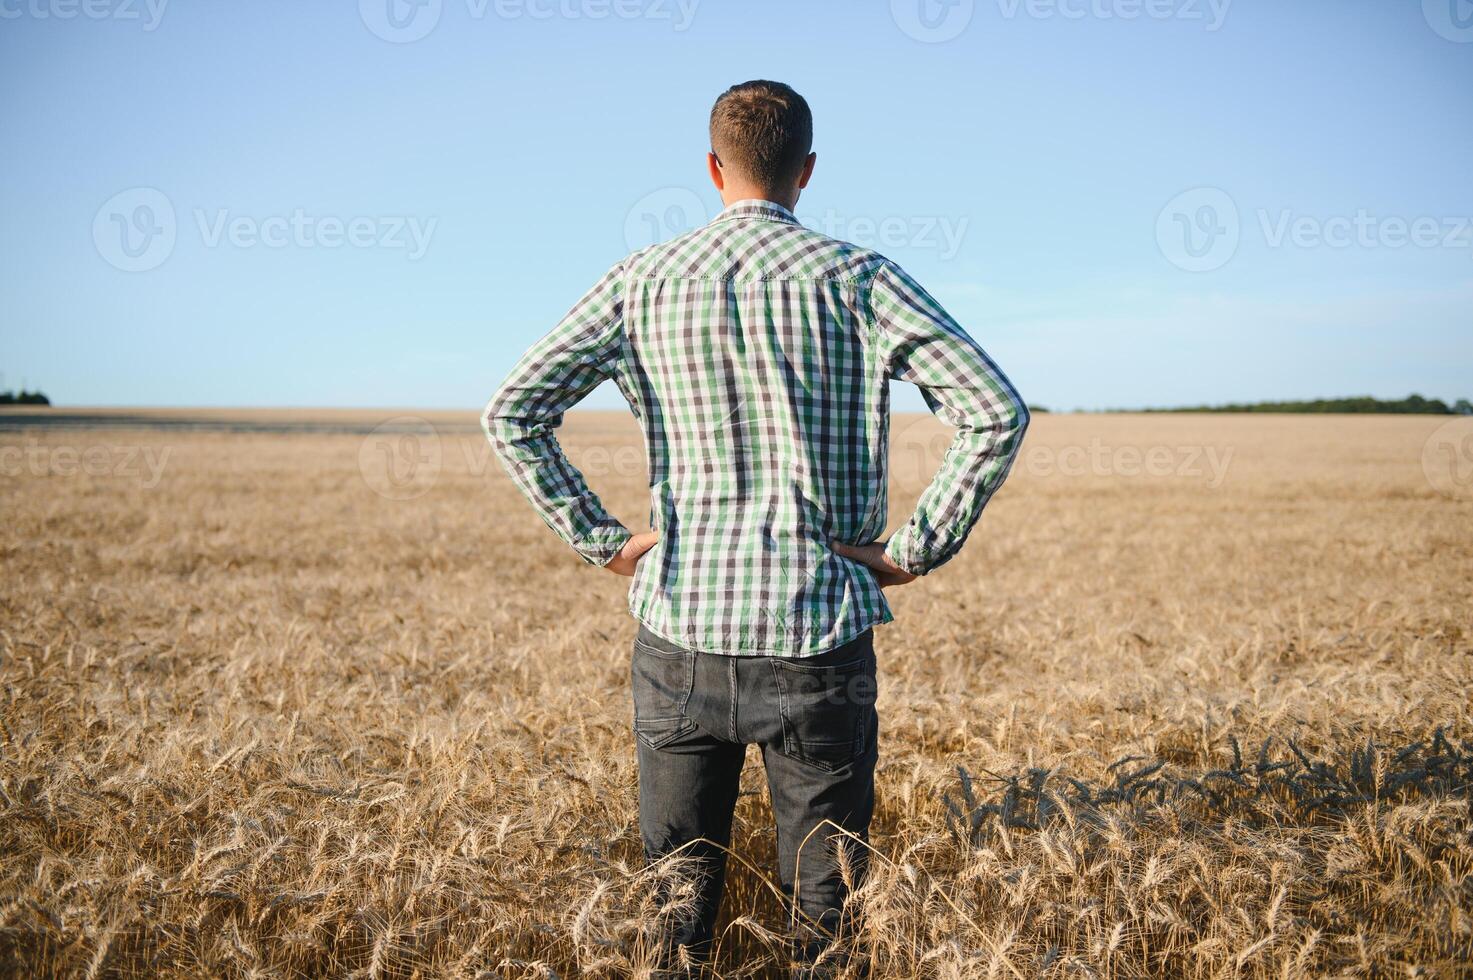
[486,200,1028,656]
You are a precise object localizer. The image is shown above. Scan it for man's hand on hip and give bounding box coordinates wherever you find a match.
[829,540,917,589]
[606,531,659,577]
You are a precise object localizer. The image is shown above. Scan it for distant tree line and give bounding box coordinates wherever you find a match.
[0,388,50,405]
[1125,394,1471,415]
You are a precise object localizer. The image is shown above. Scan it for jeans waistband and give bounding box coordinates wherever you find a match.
[635,623,873,665]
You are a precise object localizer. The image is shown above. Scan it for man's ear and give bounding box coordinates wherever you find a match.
[797,152,817,190]
[707,152,725,192]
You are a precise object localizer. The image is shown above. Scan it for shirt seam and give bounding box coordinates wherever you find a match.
[622,272,882,285]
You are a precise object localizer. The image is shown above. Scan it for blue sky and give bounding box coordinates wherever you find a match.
[1,0,1470,410]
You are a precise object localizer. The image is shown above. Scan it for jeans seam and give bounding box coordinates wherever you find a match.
[769,660,791,757]
[727,657,738,741]
[680,651,695,716]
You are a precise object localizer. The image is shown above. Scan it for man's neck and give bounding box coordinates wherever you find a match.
[720,189,799,212]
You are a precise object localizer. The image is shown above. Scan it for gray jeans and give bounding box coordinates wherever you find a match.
[631,624,878,976]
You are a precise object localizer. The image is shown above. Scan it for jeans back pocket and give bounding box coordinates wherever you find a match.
[770,651,877,771]
[631,632,696,749]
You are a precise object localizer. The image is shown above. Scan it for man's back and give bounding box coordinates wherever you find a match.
[486,78,1028,973]
[487,199,1028,656]
[620,200,894,655]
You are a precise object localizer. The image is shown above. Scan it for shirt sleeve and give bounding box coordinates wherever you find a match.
[483,262,633,567]
[868,262,1029,577]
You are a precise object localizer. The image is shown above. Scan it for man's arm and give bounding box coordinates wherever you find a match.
[483,262,646,569]
[862,261,1029,578]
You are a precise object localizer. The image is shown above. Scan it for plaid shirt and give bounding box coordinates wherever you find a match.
[486,200,1028,656]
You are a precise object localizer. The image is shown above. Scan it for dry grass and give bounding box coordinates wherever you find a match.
[1,410,1469,978]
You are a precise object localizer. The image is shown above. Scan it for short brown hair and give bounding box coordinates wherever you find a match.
[709,80,813,191]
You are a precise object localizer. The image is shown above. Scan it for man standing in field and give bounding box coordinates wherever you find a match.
[486,80,1028,976]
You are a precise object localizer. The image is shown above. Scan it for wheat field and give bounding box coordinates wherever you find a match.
[1,409,1469,978]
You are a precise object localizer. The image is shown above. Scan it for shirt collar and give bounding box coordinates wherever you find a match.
[713,199,801,226]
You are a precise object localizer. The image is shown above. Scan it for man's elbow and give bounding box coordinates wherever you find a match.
[999,393,1030,444]
[1012,399,1032,439]
[482,387,523,457]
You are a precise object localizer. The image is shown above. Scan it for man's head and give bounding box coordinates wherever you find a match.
[707,80,816,210]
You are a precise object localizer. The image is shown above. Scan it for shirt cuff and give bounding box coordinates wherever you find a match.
[883,533,929,577]
[576,526,634,567]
